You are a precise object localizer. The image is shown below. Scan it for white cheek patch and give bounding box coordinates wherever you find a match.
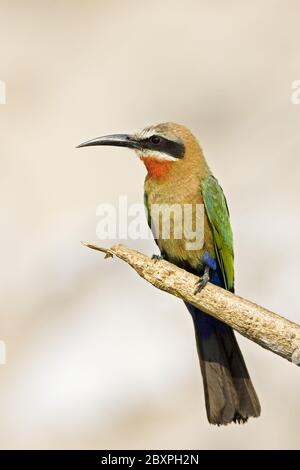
[136,149,177,161]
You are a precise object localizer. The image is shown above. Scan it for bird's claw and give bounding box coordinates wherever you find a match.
[151,254,164,263]
[194,266,210,295]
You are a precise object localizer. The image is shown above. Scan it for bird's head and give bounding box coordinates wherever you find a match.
[77,122,202,179]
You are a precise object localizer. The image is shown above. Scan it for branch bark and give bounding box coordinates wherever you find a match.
[83,241,300,367]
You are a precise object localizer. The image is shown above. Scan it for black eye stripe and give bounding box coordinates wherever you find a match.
[150,135,161,145]
[139,135,185,159]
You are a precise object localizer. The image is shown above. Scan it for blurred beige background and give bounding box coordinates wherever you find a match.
[0,0,300,450]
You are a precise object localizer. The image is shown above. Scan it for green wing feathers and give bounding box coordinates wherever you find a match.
[202,175,234,291]
[144,192,151,227]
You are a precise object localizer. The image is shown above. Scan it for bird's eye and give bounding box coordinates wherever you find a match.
[149,135,161,145]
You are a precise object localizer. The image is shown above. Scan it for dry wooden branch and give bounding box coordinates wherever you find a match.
[82,241,300,367]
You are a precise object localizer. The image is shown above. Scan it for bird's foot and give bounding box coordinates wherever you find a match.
[194,266,210,295]
[151,254,165,263]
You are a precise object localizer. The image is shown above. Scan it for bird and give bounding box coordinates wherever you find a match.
[78,122,261,425]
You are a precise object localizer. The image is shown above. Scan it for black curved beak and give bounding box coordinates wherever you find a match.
[76,134,140,150]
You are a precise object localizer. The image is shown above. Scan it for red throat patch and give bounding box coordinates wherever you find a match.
[140,157,173,179]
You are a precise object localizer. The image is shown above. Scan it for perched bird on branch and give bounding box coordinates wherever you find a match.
[78,122,261,425]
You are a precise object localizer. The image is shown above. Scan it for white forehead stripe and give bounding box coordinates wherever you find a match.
[137,127,157,139]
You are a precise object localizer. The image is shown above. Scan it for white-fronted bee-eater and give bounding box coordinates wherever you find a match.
[78,122,261,425]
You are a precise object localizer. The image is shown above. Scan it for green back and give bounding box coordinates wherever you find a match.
[201,175,234,291]
[144,192,151,226]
